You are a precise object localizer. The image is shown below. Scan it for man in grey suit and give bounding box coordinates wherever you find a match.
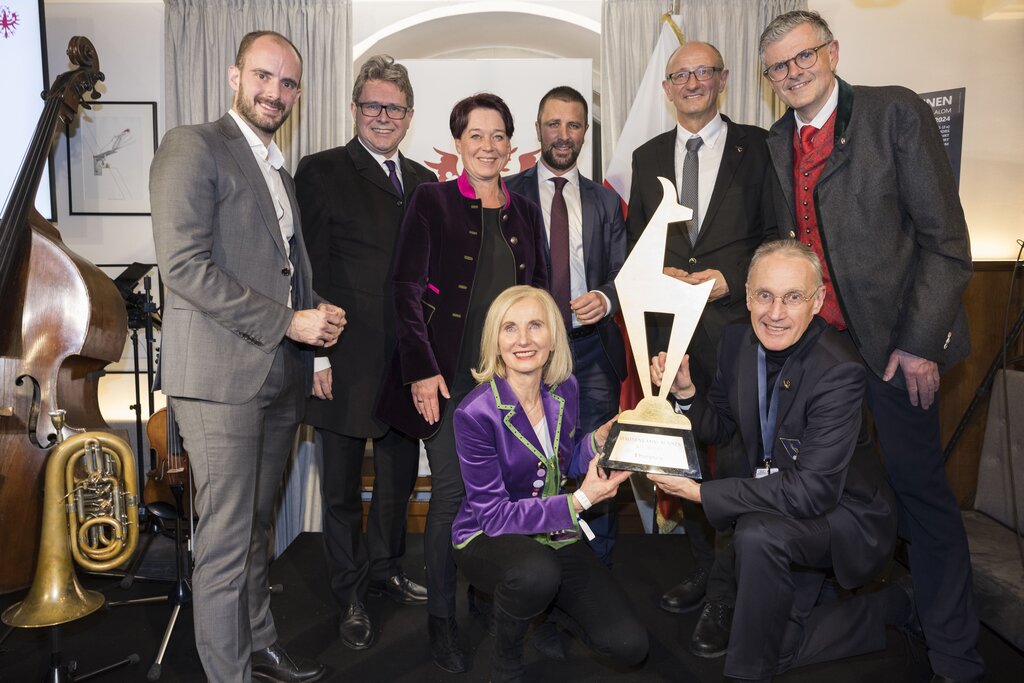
[295,55,435,651]
[151,31,344,683]
[627,41,776,658]
[506,85,628,569]
[759,11,981,683]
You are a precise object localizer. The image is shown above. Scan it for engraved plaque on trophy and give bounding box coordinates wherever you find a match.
[598,177,712,478]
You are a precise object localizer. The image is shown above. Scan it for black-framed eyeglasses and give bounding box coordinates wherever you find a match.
[748,285,822,307]
[356,101,409,119]
[762,42,832,82]
[666,66,723,85]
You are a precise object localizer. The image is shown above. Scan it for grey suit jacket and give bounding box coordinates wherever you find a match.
[505,166,628,380]
[295,137,437,437]
[151,114,318,404]
[767,78,972,386]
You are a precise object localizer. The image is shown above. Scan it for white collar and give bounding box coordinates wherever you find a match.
[795,79,839,131]
[357,137,401,169]
[228,109,284,170]
[537,160,580,188]
[675,113,726,149]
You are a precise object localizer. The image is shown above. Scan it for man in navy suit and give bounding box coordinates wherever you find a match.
[627,41,776,657]
[505,86,628,568]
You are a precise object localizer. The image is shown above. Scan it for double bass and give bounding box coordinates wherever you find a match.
[0,38,128,593]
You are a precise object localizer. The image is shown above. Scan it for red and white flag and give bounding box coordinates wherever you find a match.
[604,14,684,204]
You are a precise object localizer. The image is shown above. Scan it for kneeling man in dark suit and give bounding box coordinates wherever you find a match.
[649,240,903,682]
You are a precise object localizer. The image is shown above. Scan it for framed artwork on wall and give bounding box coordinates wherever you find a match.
[66,101,157,215]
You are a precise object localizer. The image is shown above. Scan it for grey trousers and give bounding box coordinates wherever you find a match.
[171,341,304,683]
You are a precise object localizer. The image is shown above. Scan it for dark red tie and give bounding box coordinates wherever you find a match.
[800,125,818,155]
[549,177,572,331]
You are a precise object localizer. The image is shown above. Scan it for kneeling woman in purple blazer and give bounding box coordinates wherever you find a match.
[452,286,648,682]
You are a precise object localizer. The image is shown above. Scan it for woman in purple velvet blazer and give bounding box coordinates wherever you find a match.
[375,93,548,673]
[453,286,647,682]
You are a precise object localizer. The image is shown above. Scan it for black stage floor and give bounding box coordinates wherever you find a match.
[1,532,1020,682]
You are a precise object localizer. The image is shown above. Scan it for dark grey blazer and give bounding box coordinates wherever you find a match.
[767,78,972,386]
[151,114,318,403]
[295,138,437,438]
[505,165,628,381]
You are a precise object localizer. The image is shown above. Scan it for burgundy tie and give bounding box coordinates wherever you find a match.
[799,125,818,156]
[549,177,572,331]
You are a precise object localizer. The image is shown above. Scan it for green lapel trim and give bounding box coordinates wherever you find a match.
[490,379,564,495]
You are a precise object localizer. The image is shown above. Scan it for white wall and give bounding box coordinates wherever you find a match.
[37,0,1024,265]
[809,0,1023,259]
[45,1,163,266]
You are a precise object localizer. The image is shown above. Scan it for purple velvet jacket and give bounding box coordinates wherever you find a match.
[376,173,548,439]
[451,375,597,549]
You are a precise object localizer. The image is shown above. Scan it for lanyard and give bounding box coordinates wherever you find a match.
[757,346,783,468]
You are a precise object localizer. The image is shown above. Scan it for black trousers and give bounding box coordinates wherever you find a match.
[569,331,622,566]
[727,512,888,680]
[455,534,648,667]
[319,426,420,606]
[422,386,471,618]
[863,369,983,680]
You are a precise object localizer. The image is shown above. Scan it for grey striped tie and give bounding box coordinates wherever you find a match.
[680,136,703,246]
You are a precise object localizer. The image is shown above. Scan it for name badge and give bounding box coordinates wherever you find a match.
[754,467,779,479]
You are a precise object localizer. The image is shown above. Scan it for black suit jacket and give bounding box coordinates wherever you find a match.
[627,115,776,390]
[766,78,972,386]
[295,137,436,437]
[505,166,627,380]
[692,318,897,589]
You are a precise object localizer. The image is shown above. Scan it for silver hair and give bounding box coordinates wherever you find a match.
[758,10,834,63]
[747,240,824,288]
[352,54,414,108]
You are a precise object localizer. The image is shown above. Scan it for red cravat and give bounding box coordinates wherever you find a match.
[799,125,818,156]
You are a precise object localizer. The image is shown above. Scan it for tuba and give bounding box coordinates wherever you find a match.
[2,412,139,628]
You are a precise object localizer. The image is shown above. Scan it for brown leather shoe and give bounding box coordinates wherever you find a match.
[251,642,325,682]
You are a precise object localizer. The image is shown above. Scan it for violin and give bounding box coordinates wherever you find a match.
[144,405,196,519]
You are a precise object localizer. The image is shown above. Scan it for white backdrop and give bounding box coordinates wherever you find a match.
[401,59,593,180]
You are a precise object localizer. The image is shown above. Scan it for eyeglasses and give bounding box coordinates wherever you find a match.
[748,286,822,307]
[666,66,723,85]
[356,101,409,119]
[762,42,832,82]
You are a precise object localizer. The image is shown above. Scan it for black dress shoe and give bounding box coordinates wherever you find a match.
[660,565,710,613]
[339,602,374,650]
[530,618,566,660]
[369,572,429,605]
[428,614,466,673]
[689,600,733,658]
[251,642,325,682]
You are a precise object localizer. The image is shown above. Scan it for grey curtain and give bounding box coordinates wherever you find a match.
[601,0,806,167]
[163,0,352,170]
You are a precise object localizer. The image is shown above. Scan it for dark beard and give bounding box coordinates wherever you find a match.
[541,142,580,171]
[236,95,286,137]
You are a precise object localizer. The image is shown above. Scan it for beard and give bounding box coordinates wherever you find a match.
[541,139,581,171]
[235,87,289,137]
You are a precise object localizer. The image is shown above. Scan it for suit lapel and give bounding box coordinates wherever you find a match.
[767,118,798,228]
[492,378,551,466]
[736,330,762,471]
[700,119,743,242]
[579,178,599,291]
[348,138,401,198]
[219,115,288,260]
[399,152,427,198]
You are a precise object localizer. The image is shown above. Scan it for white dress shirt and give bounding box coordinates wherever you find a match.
[535,163,611,326]
[359,138,404,188]
[674,113,727,237]
[228,109,295,308]
[795,79,839,131]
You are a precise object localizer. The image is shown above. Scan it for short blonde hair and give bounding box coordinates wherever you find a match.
[472,286,572,386]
